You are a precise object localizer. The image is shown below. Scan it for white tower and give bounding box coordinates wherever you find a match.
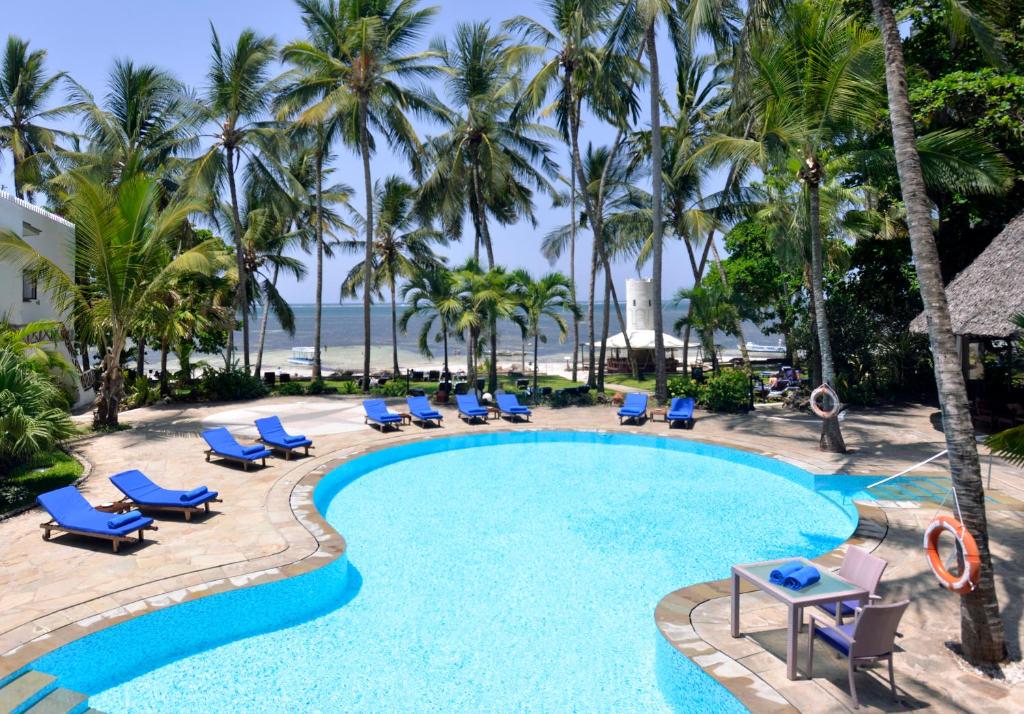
[625,278,654,333]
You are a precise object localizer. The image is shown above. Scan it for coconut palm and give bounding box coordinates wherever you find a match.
[0,174,221,426]
[399,266,461,378]
[341,175,444,377]
[273,0,440,391]
[419,21,558,269]
[189,28,279,375]
[672,279,740,373]
[0,345,76,467]
[0,36,77,198]
[871,0,1008,663]
[514,269,576,400]
[479,265,527,394]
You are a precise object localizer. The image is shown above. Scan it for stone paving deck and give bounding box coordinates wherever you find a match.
[1,397,1021,711]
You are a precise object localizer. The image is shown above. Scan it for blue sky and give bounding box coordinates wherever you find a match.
[3,0,719,303]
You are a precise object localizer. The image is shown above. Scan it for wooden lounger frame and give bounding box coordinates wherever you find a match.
[111,496,224,522]
[257,439,313,460]
[40,520,158,553]
[364,416,401,431]
[205,448,267,470]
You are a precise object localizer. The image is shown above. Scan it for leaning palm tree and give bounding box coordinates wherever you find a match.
[870,0,1008,664]
[0,174,221,426]
[0,36,77,198]
[274,0,440,392]
[399,266,461,379]
[514,269,576,400]
[341,175,444,377]
[189,27,279,374]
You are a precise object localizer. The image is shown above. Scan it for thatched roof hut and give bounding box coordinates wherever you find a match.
[910,211,1024,338]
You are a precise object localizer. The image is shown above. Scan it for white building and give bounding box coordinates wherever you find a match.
[593,278,688,373]
[0,191,93,408]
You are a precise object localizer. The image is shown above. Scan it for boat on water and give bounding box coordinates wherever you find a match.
[745,340,786,354]
[288,346,317,366]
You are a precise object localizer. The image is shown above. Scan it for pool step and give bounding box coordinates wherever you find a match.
[0,671,95,714]
[0,671,56,714]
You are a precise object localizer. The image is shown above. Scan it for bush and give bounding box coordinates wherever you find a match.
[0,345,77,467]
[337,380,359,395]
[2,449,84,511]
[702,369,752,413]
[666,376,703,400]
[0,484,32,511]
[548,389,594,408]
[127,376,159,408]
[370,381,408,397]
[196,368,268,402]
[305,379,338,395]
[277,381,305,396]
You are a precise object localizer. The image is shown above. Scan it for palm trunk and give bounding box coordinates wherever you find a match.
[646,24,667,402]
[312,138,325,381]
[225,144,250,374]
[135,336,145,380]
[388,279,400,378]
[95,334,127,427]
[532,332,540,404]
[807,175,846,453]
[359,99,374,393]
[872,0,1005,663]
[159,338,170,396]
[488,317,498,394]
[442,324,449,379]
[473,167,495,268]
[254,265,279,377]
[586,240,598,386]
[568,90,582,384]
[597,267,612,391]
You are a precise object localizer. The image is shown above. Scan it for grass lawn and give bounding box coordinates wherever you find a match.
[598,375,662,391]
[2,449,84,511]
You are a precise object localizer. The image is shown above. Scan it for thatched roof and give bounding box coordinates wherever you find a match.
[910,212,1024,338]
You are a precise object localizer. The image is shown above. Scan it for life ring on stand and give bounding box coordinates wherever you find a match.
[924,515,981,594]
[809,384,840,419]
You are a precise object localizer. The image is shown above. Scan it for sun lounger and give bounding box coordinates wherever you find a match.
[456,393,489,423]
[37,486,157,553]
[617,393,648,424]
[666,396,695,429]
[407,396,443,427]
[255,416,313,459]
[201,427,272,470]
[109,470,221,522]
[363,399,403,431]
[496,393,532,422]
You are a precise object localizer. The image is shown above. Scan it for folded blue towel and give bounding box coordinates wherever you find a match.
[783,566,821,591]
[108,511,143,529]
[242,444,265,455]
[284,435,307,444]
[769,561,804,585]
[181,486,208,502]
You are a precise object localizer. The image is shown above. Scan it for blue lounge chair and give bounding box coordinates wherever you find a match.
[617,393,649,424]
[363,399,403,431]
[496,393,532,422]
[666,397,695,429]
[110,470,221,522]
[37,486,157,553]
[255,416,313,459]
[407,395,443,427]
[456,393,489,423]
[201,427,272,470]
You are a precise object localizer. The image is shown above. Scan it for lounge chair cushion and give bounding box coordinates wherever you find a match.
[618,393,648,417]
[108,511,144,529]
[667,397,695,420]
[202,428,271,460]
[456,394,488,416]
[110,470,219,508]
[37,486,155,536]
[496,394,531,415]
[819,600,860,619]
[816,623,855,656]
[407,396,442,419]
[255,416,312,448]
[242,444,266,455]
[181,486,209,502]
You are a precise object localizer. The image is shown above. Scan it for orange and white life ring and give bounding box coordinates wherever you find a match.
[924,515,981,594]
[809,384,840,419]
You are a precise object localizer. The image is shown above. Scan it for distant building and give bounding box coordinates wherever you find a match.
[597,278,686,373]
[0,191,93,408]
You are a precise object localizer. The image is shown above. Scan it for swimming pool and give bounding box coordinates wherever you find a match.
[33,431,857,712]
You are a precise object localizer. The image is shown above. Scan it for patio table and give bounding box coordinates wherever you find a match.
[731,557,868,680]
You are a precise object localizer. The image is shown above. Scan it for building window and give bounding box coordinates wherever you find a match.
[22,270,37,301]
[632,300,636,306]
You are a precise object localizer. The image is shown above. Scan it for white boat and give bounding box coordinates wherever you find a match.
[287,346,317,365]
[745,341,786,354]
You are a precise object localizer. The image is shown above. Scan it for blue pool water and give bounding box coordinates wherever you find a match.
[34,432,857,712]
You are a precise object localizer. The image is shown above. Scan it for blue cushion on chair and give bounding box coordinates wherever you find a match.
[816,623,856,656]
[242,444,266,455]
[819,600,860,619]
[107,511,143,529]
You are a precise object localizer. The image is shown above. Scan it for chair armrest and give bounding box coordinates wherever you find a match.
[868,594,882,601]
[808,611,855,643]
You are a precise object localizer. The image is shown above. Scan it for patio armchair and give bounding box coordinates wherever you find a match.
[816,546,887,624]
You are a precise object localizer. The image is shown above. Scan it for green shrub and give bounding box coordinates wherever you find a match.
[0,484,32,511]
[336,380,359,395]
[667,376,703,400]
[370,381,408,397]
[0,345,76,467]
[196,368,268,402]
[547,389,594,408]
[702,369,751,412]
[127,376,159,408]
[277,381,305,396]
[2,449,84,511]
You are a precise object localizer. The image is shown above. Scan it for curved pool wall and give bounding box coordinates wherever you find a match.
[30,431,858,710]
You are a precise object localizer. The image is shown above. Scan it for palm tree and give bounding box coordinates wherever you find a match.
[341,175,444,377]
[0,36,77,198]
[274,0,440,392]
[0,174,221,426]
[514,269,576,400]
[0,344,76,467]
[479,265,525,394]
[399,266,460,378]
[420,21,557,268]
[871,0,1007,663]
[672,280,739,373]
[189,27,279,374]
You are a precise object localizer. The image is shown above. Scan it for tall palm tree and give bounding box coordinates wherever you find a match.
[479,265,525,394]
[420,21,557,268]
[190,27,279,374]
[273,0,440,392]
[672,279,739,373]
[0,174,221,426]
[341,175,444,377]
[0,36,77,198]
[399,266,460,378]
[871,0,1007,663]
[514,269,576,400]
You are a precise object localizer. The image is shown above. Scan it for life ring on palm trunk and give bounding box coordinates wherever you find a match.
[809,384,840,419]
[924,515,981,594]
